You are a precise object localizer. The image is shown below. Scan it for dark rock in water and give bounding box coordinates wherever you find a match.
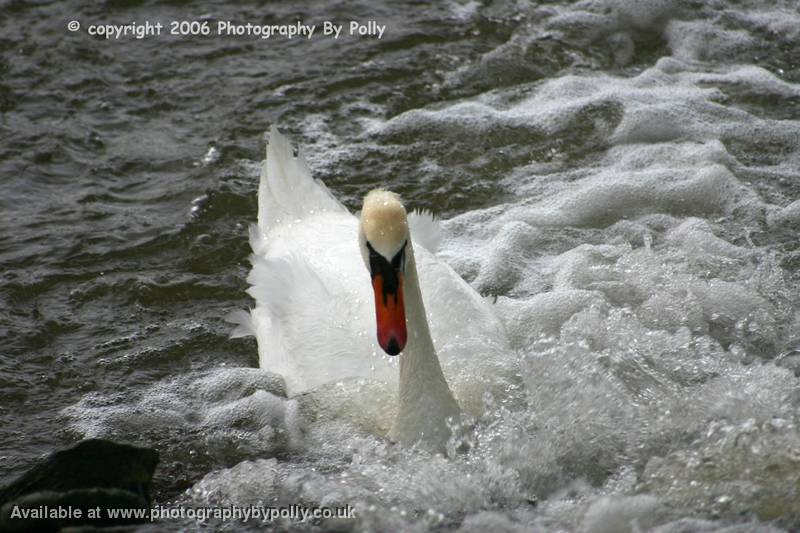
[0,439,158,532]
[0,439,158,505]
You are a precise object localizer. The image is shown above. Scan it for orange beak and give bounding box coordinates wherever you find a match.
[372,273,407,355]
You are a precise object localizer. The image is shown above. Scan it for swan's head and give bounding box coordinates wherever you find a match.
[359,190,409,356]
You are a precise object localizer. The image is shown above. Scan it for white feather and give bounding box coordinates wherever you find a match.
[225,309,256,338]
[257,125,346,231]
[408,209,442,253]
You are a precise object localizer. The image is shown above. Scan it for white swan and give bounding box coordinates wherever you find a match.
[232,127,510,449]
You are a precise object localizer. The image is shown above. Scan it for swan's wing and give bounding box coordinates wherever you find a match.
[247,215,396,395]
[408,209,442,253]
[258,126,347,233]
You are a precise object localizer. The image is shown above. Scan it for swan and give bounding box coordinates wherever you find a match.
[231,127,510,449]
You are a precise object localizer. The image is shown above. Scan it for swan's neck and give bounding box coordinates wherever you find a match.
[391,243,460,449]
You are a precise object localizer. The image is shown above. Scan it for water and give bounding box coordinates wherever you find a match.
[3,0,800,530]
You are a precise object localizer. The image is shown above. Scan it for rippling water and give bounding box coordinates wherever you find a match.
[3,0,800,531]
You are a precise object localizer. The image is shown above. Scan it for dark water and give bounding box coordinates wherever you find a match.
[3,0,800,531]
[2,0,505,479]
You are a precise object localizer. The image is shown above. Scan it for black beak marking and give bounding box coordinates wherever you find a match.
[366,240,406,304]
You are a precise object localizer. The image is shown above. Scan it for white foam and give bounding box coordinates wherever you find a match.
[767,199,800,228]
[457,511,536,533]
[578,495,662,533]
[641,408,800,524]
[186,458,279,507]
[741,9,800,44]
[666,20,755,63]
[63,367,302,464]
[651,518,786,533]
[496,290,607,349]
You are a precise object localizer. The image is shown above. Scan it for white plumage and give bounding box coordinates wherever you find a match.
[232,127,513,447]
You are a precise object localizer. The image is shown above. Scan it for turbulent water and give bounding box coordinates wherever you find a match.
[3,0,800,531]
